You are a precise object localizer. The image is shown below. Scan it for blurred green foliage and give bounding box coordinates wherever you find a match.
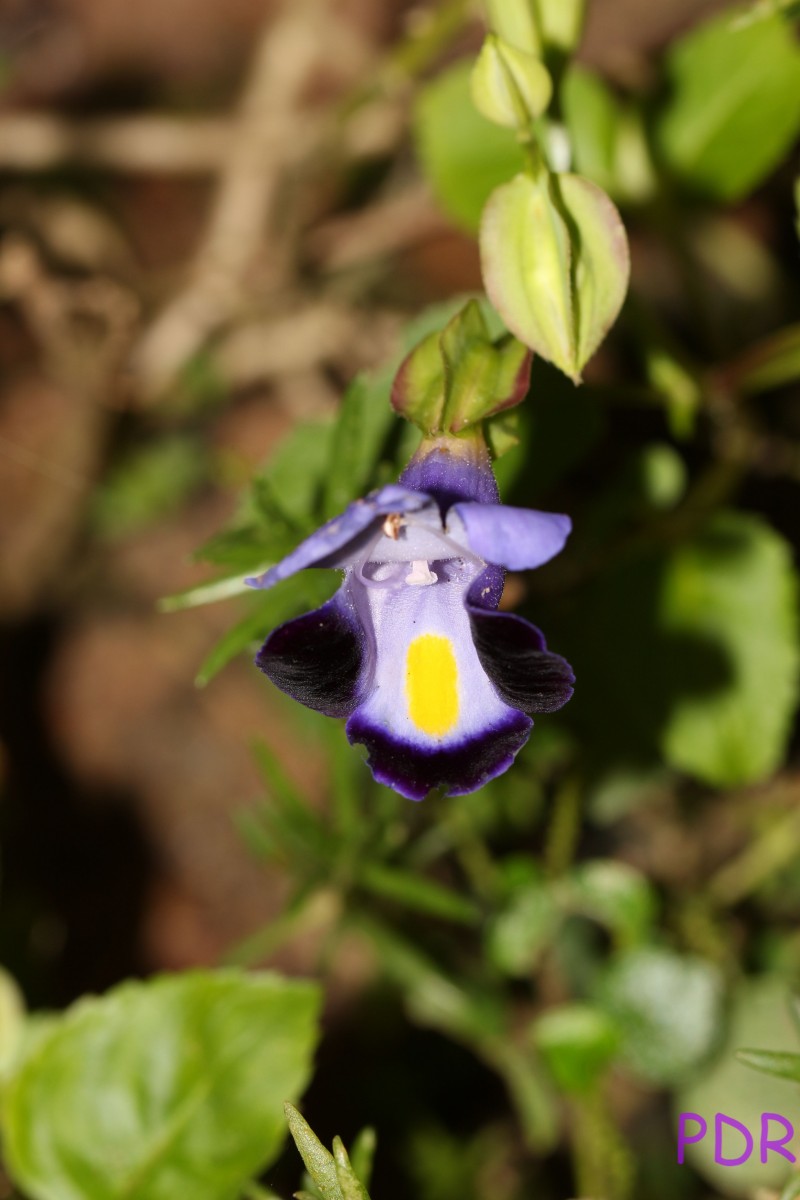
[3,0,800,1198]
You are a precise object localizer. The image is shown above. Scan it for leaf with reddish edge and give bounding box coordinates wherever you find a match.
[390,329,445,434]
[480,170,629,383]
[391,301,532,438]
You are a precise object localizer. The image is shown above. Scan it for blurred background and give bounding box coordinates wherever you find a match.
[1,0,800,1197]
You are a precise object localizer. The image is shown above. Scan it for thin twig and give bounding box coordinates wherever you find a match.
[0,114,232,172]
[130,1,336,401]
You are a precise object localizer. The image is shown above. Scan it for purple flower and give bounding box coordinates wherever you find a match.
[246,435,574,801]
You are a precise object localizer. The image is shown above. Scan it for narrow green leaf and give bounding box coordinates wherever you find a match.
[332,1138,371,1200]
[284,1105,343,1200]
[358,862,482,925]
[728,323,800,394]
[348,1129,377,1191]
[194,605,279,688]
[194,573,337,686]
[2,972,321,1200]
[160,568,273,612]
[736,1048,800,1083]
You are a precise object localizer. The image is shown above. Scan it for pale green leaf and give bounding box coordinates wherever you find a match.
[2,971,321,1200]
[659,512,799,786]
[413,61,526,233]
[566,861,656,947]
[657,7,800,200]
[532,1004,619,1095]
[480,171,629,380]
[599,948,724,1086]
[332,1138,370,1200]
[485,0,541,55]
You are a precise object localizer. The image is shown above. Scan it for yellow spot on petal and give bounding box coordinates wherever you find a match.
[406,634,459,737]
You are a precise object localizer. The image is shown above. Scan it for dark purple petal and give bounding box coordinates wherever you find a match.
[255,593,365,717]
[246,484,432,590]
[400,436,499,507]
[466,596,574,715]
[452,503,571,570]
[346,708,532,801]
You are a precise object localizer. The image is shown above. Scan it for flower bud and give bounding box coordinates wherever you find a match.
[470,34,553,130]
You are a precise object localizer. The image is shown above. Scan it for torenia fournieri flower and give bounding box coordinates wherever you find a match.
[246,429,574,800]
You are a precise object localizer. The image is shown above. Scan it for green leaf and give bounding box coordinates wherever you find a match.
[391,301,531,436]
[536,0,586,54]
[736,1048,800,1083]
[480,171,629,381]
[323,375,396,520]
[440,308,532,432]
[413,61,527,233]
[2,970,321,1200]
[532,1004,620,1095]
[390,331,446,434]
[659,512,800,787]
[561,66,619,194]
[656,6,800,201]
[729,322,800,394]
[284,1105,342,1200]
[160,569,273,612]
[598,948,723,1085]
[566,860,656,947]
[677,976,799,1196]
[194,572,337,686]
[358,862,481,926]
[487,871,560,976]
[264,421,335,525]
[333,1138,371,1200]
[561,66,655,204]
[485,0,542,55]
[92,436,206,539]
[0,967,25,1076]
[470,35,552,129]
[348,1129,376,1191]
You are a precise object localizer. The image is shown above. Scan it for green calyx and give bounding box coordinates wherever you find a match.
[390,300,532,450]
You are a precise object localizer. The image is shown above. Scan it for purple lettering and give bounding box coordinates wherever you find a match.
[677,1113,707,1164]
[715,1113,753,1167]
[761,1113,796,1164]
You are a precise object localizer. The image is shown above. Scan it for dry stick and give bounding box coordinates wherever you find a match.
[0,115,232,172]
[130,1,333,402]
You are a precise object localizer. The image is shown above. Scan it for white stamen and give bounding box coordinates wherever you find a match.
[405,559,438,586]
[402,517,485,568]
